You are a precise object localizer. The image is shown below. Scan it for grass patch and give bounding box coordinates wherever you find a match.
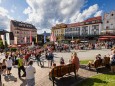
[80,60,91,65]
[77,73,115,86]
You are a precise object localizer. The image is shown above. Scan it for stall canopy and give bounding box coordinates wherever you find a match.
[99,36,115,40]
[100,36,115,38]
[98,38,109,40]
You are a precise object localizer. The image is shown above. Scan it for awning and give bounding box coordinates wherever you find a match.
[98,38,109,40]
[100,36,115,38]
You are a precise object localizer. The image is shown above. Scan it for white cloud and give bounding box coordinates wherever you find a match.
[23,0,102,33]
[0,7,8,16]
[11,9,14,13]
[24,0,85,33]
[94,10,103,17]
[70,4,99,22]
[0,7,12,31]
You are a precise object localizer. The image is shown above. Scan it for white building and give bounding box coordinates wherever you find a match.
[65,16,102,38]
[103,11,115,30]
[102,11,115,35]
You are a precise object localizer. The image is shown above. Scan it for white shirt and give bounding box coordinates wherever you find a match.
[26,65,36,79]
[6,59,13,67]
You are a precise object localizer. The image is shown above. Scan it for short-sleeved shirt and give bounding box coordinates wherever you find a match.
[26,65,36,79]
[6,59,13,67]
[18,58,23,67]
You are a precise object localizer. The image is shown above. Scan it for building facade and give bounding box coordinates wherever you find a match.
[52,16,102,40]
[10,20,37,44]
[65,16,102,39]
[102,11,115,35]
[52,23,67,41]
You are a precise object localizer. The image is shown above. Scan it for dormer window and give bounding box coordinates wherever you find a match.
[111,14,114,16]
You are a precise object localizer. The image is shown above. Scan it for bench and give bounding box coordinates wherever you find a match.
[49,64,76,86]
[88,57,110,73]
[103,57,110,68]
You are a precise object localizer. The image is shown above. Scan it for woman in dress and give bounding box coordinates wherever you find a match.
[71,52,80,71]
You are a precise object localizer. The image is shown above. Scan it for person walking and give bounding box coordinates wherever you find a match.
[35,53,42,67]
[26,60,36,86]
[6,57,13,75]
[18,55,26,78]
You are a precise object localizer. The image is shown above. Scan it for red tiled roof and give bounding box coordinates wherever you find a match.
[84,16,102,22]
[67,22,83,28]
[67,16,102,28]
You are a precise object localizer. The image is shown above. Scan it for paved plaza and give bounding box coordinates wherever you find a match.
[0,49,111,86]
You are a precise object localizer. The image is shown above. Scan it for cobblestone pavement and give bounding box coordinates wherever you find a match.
[0,49,111,86]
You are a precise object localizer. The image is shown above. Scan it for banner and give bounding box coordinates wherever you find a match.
[25,37,27,43]
[5,33,10,45]
[14,37,17,44]
[1,35,5,45]
[30,31,32,43]
[44,31,46,43]
[50,32,56,42]
[36,36,38,43]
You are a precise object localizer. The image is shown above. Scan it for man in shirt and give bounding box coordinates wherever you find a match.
[18,55,26,78]
[26,60,36,86]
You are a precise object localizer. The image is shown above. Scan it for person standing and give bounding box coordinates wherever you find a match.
[48,51,54,68]
[26,61,36,86]
[71,52,79,72]
[5,57,13,75]
[2,59,6,75]
[18,55,26,78]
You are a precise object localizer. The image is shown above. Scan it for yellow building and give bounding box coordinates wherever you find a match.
[51,23,67,41]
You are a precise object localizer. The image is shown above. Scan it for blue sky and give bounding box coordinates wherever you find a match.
[0,0,115,33]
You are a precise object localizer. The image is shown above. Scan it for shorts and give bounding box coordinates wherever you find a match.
[2,66,6,70]
[26,78,35,86]
[7,67,12,70]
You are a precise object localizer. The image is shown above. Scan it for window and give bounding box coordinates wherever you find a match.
[82,26,88,35]
[86,22,89,24]
[92,21,95,23]
[107,21,109,23]
[106,26,109,29]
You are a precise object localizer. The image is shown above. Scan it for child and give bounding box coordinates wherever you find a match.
[60,57,65,65]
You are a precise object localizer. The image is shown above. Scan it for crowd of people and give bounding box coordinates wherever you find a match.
[46,41,115,53]
[0,42,115,86]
